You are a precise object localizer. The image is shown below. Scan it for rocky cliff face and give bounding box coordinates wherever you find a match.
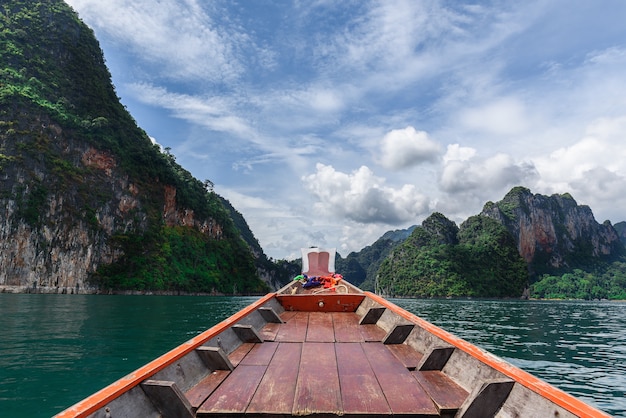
[0,1,266,294]
[0,113,225,293]
[1,121,135,292]
[481,187,623,275]
[615,221,626,246]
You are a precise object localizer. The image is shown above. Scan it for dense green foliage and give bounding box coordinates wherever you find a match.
[376,213,528,297]
[1,1,268,293]
[530,263,626,300]
[95,226,265,294]
[336,238,401,291]
[1,1,221,211]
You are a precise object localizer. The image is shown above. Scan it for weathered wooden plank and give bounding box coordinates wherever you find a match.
[332,312,364,342]
[361,343,438,415]
[412,370,469,414]
[239,342,278,366]
[306,312,335,342]
[335,343,391,415]
[386,343,424,370]
[279,310,298,322]
[184,370,230,410]
[275,311,309,342]
[293,342,342,415]
[259,322,280,342]
[227,342,254,367]
[246,343,303,414]
[277,294,365,312]
[196,365,267,415]
[359,323,387,342]
[140,380,194,418]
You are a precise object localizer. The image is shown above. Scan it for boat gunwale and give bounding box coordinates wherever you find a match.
[54,292,276,418]
[365,291,611,418]
[56,289,611,418]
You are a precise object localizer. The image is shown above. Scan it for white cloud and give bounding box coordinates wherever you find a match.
[571,168,626,201]
[302,163,431,224]
[442,144,476,163]
[532,116,626,221]
[440,152,538,194]
[379,127,441,169]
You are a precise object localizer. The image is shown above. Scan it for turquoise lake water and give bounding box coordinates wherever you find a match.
[0,294,624,417]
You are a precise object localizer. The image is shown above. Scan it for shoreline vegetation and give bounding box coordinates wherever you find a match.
[0,285,265,296]
[2,285,624,302]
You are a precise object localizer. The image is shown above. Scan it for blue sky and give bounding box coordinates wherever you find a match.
[65,0,626,260]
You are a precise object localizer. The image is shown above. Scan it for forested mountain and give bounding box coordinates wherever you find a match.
[333,225,415,290]
[482,187,626,299]
[339,187,626,300]
[374,213,528,298]
[0,0,268,294]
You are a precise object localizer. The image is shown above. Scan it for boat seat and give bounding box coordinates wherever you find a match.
[412,371,470,416]
[196,346,234,371]
[386,343,424,370]
[258,306,284,323]
[301,247,336,277]
[141,379,194,418]
[232,324,264,343]
[418,346,455,371]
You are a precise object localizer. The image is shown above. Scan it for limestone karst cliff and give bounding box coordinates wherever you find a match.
[481,187,623,275]
[0,1,268,293]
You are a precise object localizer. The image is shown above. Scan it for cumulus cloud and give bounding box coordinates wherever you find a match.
[302,163,431,224]
[440,146,538,193]
[442,143,476,163]
[532,116,626,221]
[379,127,441,169]
[571,167,626,201]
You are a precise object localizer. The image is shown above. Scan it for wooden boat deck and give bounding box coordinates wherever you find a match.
[194,311,468,417]
[55,284,612,418]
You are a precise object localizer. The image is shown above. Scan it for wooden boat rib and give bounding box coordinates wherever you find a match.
[56,250,610,418]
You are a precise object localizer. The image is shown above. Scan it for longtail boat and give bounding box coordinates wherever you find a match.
[56,248,610,417]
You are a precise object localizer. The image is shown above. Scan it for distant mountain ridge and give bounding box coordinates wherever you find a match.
[0,0,269,294]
